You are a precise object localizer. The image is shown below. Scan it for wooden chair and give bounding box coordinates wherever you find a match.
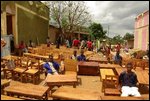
[24,58,41,84]
[64,59,81,85]
[64,59,78,75]
[12,57,30,82]
[103,75,121,96]
[141,60,149,70]
[132,59,144,71]
[3,58,19,79]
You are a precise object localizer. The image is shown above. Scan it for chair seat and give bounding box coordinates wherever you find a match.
[13,68,26,73]
[104,88,121,95]
[65,71,77,76]
[25,69,39,74]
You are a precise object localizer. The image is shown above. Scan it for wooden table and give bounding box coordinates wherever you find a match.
[52,86,101,100]
[23,53,49,60]
[99,64,121,69]
[46,74,78,93]
[88,56,111,63]
[4,83,49,100]
[1,79,10,94]
[1,95,23,100]
[78,62,99,76]
[100,69,115,81]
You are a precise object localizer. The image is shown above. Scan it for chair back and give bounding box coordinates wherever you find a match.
[64,59,77,72]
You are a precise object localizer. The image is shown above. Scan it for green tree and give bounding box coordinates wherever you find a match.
[89,22,107,40]
[111,35,124,44]
[123,33,134,40]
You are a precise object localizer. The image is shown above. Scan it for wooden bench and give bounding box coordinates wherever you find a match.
[46,75,78,95]
[52,86,101,100]
[1,79,11,94]
[99,64,121,69]
[1,95,23,100]
[4,83,49,100]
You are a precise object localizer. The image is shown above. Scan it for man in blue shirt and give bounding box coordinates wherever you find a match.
[119,62,141,97]
[114,51,122,66]
[77,50,86,61]
[43,55,60,75]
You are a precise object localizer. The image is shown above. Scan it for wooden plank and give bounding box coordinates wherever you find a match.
[46,75,77,83]
[99,64,121,69]
[1,95,23,100]
[100,69,115,80]
[4,83,49,98]
[52,86,101,100]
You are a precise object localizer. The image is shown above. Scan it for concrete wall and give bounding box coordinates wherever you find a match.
[134,10,149,50]
[48,25,60,44]
[1,1,49,45]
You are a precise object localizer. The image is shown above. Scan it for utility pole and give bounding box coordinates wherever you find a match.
[107,25,109,37]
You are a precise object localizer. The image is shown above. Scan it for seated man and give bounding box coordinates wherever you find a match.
[114,51,122,66]
[43,55,60,75]
[119,62,141,97]
[71,50,78,60]
[77,50,86,61]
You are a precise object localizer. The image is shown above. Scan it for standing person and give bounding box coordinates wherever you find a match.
[46,37,51,47]
[1,38,6,48]
[56,34,61,49]
[28,40,34,47]
[80,39,85,49]
[77,50,86,61]
[116,43,121,52]
[87,39,92,51]
[96,39,100,53]
[114,51,122,66]
[65,38,70,48]
[119,62,141,97]
[72,38,80,49]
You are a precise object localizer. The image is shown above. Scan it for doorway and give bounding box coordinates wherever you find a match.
[6,14,15,53]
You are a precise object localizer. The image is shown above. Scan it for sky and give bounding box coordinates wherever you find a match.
[85,1,149,38]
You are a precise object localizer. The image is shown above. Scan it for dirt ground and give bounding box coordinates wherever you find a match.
[2,73,149,100]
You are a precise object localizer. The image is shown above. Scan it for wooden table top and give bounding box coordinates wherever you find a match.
[115,68,149,85]
[78,62,99,67]
[1,79,10,87]
[46,75,77,83]
[100,69,115,80]
[1,95,23,100]
[1,55,19,61]
[24,53,49,59]
[4,83,49,97]
[52,86,101,100]
[99,64,121,69]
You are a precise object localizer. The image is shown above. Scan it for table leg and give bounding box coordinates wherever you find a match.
[73,83,76,88]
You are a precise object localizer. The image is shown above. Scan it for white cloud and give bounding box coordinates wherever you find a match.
[85,1,149,38]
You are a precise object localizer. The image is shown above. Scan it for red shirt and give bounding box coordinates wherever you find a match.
[73,39,80,47]
[116,44,121,52]
[19,44,25,49]
[87,41,92,48]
